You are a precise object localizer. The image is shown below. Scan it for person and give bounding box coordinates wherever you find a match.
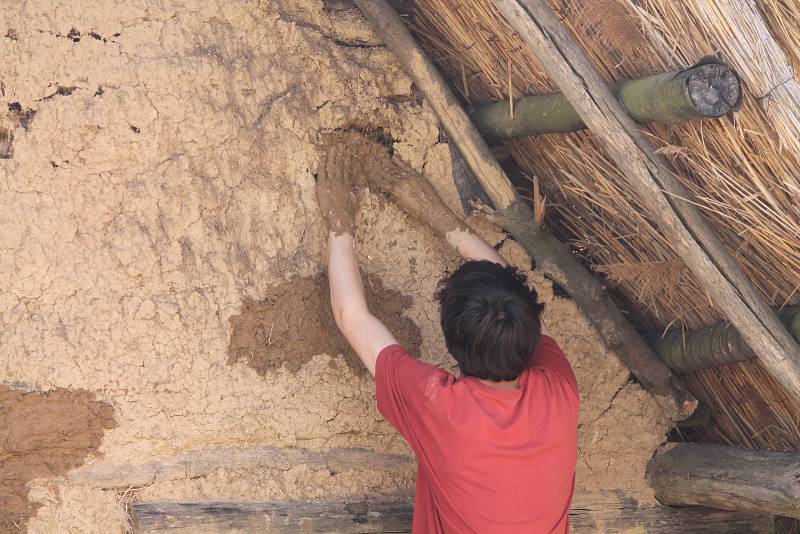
[315,135,579,533]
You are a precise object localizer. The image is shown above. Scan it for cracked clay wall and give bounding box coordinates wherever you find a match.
[0,1,671,531]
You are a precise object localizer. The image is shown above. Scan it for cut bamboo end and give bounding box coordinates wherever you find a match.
[468,64,742,140]
[647,306,800,372]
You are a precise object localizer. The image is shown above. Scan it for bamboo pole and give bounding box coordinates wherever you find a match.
[649,306,800,372]
[469,64,741,140]
[494,0,800,405]
[648,442,800,519]
[351,0,696,420]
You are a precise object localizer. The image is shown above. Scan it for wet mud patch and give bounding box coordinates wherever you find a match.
[228,274,422,374]
[0,385,116,531]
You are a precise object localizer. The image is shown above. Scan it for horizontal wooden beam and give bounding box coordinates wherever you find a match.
[131,492,774,533]
[648,306,800,371]
[469,64,741,140]
[68,446,414,488]
[648,442,800,519]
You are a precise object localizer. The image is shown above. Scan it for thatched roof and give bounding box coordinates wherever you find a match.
[408,0,799,519]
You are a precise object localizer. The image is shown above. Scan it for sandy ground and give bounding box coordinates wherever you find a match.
[0,0,669,531]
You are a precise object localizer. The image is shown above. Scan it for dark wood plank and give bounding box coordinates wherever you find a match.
[131,492,774,533]
[131,496,414,534]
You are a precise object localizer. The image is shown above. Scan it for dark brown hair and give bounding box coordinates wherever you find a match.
[435,260,545,381]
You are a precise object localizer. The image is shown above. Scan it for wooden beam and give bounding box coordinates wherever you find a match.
[130,495,414,534]
[648,306,800,372]
[469,64,741,140]
[350,0,696,421]
[68,446,414,489]
[130,492,774,533]
[648,442,800,519]
[493,0,800,405]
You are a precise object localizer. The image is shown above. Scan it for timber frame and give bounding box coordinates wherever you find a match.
[351,0,696,421]
[130,492,774,533]
[70,445,787,531]
[492,0,800,404]
[648,306,800,371]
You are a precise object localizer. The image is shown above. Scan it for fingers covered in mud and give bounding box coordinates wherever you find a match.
[318,131,393,189]
[316,138,358,236]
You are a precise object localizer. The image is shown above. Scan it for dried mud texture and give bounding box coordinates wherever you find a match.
[0,385,116,531]
[228,274,421,374]
[135,464,416,503]
[0,0,443,457]
[0,0,667,529]
[497,240,671,498]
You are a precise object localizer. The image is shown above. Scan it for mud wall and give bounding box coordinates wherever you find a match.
[0,1,669,531]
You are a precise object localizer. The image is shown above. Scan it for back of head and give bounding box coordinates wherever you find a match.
[436,260,545,381]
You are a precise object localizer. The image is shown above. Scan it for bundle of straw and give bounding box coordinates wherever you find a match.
[755,0,800,73]
[410,1,800,522]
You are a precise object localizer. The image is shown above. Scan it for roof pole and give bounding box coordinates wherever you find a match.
[493,0,800,405]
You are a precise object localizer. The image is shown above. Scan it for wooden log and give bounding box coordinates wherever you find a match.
[131,495,414,534]
[648,442,800,519]
[351,0,696,421]
[493,0,800,405]
[648,306,800,371]
[444,132,494,214]
[130,492,774,533]
[469,64,741,140]
[68,446,414,489]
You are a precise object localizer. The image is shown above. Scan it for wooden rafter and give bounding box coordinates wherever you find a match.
[351,0,695,420]
[492,0,800,405]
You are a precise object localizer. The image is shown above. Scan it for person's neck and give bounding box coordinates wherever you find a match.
[477,377,520,391]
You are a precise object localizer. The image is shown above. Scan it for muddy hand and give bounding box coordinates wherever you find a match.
[316,141,357,236]
[374,159,466,237]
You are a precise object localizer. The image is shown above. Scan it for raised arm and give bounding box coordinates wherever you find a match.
[373,153,551,337]
[316,142,396,376]
[376,159,507,267]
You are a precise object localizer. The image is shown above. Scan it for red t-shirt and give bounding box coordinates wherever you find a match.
[376,335,579,533]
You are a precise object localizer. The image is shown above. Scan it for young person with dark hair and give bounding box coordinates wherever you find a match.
[316,137,579,533]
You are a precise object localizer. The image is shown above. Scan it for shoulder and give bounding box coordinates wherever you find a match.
[528,335,580,402]
[374,344,456,429]
[376,344,454,391]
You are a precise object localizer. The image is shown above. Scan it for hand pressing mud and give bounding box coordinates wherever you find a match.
[376,157,467,237]
[316,139,358,236]
[318,131,466,238]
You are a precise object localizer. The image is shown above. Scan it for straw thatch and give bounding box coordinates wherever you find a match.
[410,0,799,526]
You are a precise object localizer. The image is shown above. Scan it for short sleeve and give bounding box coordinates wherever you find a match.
[375,344,448,453]
[528,335,579,396]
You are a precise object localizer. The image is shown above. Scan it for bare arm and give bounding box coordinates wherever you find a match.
[373,157,552,337]
[316,142,396,376]
[374,159,506,266]
[327,233,396,375]
[445,227,507,267]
